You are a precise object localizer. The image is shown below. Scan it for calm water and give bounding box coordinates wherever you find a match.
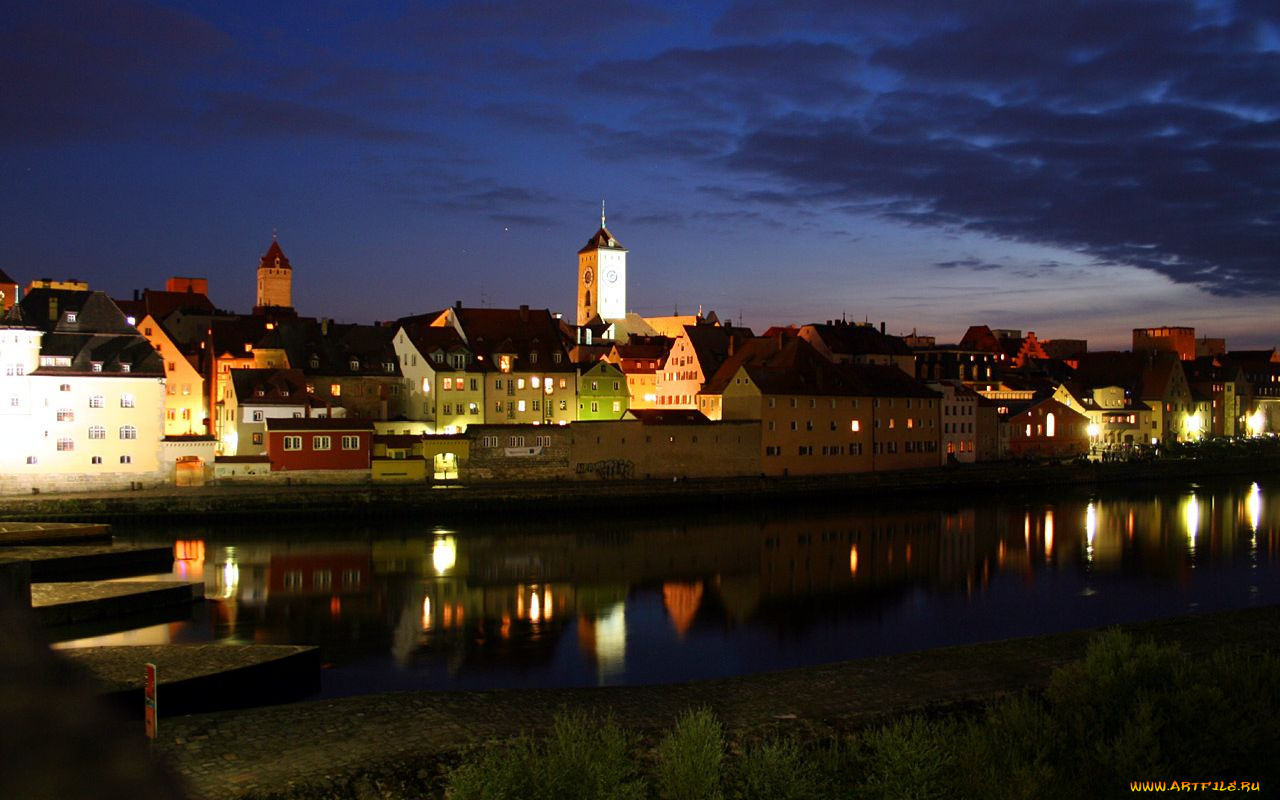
[57,477,1280,697]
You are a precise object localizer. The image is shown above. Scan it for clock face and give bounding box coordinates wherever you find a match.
[605,270,618,283]
[583,268,594,286]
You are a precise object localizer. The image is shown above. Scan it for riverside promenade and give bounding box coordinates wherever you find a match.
[153,605,1280,800]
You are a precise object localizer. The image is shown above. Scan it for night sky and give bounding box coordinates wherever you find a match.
[3,1,1278,349]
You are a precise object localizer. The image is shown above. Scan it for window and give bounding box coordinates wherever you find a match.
[57,437,74,451]
[559,400,567,411]
[26,456,37,464]
[120,455,131,464]
[65,311,78,323]
[443,379,451,391]
[119,425,137,440]
[252,432,264,445]
[517,378,526,390]
[252,410,264,422]
[314,570,333,590]
[313,435,331,450]
[88,425,106,440]
[798,445,813,456]
[91,456,103,465]
[89,395,104,408]
[508,435,525,447]
[330,384,341,397]
[341,435,359,450]
[57,408,74,422]
[60,383,71,392]
[851,420,861,432]
[91,362,103,372]
[283,435,303,451]
[1046,412,1056,437]
[120,393,135,408]
[517,400,526,412]
[284,571,303,590]
[590,402,599,412]
[765,445,781,456]
[481,435,498,447]
[612,401,621,412]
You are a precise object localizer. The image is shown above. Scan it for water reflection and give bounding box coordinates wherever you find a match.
[84,479,1280,694]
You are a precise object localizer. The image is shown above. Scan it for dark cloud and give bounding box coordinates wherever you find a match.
[200,92,431,143]
[578,0,1280,296]
[935,258,1002,271]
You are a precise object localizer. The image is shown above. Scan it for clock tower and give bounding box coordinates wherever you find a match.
[577,204,627,328]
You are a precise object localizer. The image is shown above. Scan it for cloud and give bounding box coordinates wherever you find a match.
[577,1,1280,296]
[935,258,1002,271]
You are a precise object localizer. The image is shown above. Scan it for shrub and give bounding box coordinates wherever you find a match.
[733,736,831,800]
[656,707,725,800]
[859,714,960,800]
[446,709,645,800]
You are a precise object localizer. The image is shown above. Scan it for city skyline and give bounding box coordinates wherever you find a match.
[3,1,1278,349]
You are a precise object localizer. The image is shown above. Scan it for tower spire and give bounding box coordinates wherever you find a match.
[601,200,606,229]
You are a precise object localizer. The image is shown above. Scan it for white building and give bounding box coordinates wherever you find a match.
[0,289,166,493]
[576,208,627,331]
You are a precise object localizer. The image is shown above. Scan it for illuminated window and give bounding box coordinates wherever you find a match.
[517,400,526,412]
[850,420,861,432]
[330,384,341,397]
[1046,412,1056,437]
[120,393,135,408]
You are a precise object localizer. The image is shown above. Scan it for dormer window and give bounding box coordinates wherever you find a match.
[91,361,103,372]
[120,363,131,373]
[384,362,395,373]
[65,311,78,323]
[552,352,562,364]
[255,388,265,397]
[349,358,360,370]
[310,356,320,369]
[499,355,512,373]
[530,352,538,364]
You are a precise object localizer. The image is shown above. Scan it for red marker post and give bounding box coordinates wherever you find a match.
[144,662,158,742]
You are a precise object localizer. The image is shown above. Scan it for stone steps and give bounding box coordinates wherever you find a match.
[31,578,203,627]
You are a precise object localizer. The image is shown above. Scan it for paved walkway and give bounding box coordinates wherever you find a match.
[153,604,1280,800]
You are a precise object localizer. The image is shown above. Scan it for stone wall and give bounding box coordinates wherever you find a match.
[569,420,760,480]
[213,468,371,486]
[0,466,168,496]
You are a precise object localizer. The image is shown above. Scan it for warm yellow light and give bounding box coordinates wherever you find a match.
[432,535,457,574]
[530,590,542,622]
[1184,494,1200,549]
[1087,422,1100,439]
[1246,408,1266,436]
[1044,510,1054,562]
[848,544,859,576]
[544,587,553,620]
[421,596,432,630]
[1184,411,1203,439]
[1246,482,1262,532]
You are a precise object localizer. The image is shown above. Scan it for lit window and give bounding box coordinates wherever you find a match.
[120,393,135,408]
[1046,412,1056,437]
[851,420,860,432]
[330,384,341,397]
[89,395,104,408]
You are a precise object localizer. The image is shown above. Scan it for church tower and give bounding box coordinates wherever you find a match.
[255,238,293,312]
[577,204,627,328]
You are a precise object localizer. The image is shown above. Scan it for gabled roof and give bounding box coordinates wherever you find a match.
[16,289,164,377]
[705,336,938,399]
[229,368,318,406]
[578,226,626,254]
[0,267,17,284]
[114,288,216,322]
[259,240,292,271]
[683,323,756,377]
[800,322,912,358]
[626,409,712,425]
[448,306,576,373]
[1071,351,1183,400]
[266,417,375,432]
[273,318,401,378]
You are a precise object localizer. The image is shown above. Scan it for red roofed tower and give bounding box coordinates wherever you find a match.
[255,238,293,313]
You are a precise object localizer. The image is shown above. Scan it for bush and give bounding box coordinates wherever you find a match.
[446,709,645,800]
[733,737,831,800]
[858,714,960,800]
[957,694,1057,800]
[656,707,725,800]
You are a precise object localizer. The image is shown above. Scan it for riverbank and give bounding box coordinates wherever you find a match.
[150,603,1280,800]
[0,454,1277,523]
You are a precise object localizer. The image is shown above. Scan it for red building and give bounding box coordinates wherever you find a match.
[1004,397,1090,459]
[265,418,374,471]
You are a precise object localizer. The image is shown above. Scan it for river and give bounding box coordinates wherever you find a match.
[53,476,1280,697]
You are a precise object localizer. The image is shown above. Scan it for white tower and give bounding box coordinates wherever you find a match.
[577,203,627,328]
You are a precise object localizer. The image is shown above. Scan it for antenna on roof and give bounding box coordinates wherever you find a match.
[272,227,278,241]
[601,200,606,229]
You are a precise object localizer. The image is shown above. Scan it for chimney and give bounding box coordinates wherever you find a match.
[880,321,886,334]
[455,300,462,310]
[519,304,529,322]
[133,289,140,301]
[321,318,329,336]
[728,336,735,357]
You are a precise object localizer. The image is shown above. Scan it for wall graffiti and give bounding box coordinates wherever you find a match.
[575,459,635,480]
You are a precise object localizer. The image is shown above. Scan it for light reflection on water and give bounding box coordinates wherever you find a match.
[62,478,1280,696]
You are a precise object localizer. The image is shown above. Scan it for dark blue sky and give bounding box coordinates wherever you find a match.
[3,0,1278,348]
